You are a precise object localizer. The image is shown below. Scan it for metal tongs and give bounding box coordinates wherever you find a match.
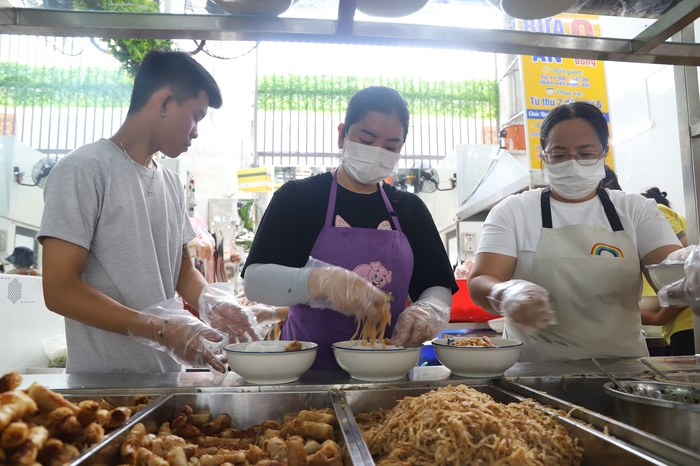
[640,358,672,382]
[592,358,633,394]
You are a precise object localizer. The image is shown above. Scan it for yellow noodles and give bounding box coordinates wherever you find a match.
[356,385,584,466]
[350,303,392,347]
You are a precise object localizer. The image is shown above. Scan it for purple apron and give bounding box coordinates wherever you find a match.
[281,174,414,369]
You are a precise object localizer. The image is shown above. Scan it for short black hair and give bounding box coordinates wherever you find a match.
[540,101,608,151]
[127,49,222,116]
[343,86,410,142]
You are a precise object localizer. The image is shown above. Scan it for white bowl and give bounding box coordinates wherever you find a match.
[487,317,505,333]
[646,263,685,289]
[356,0,428,17]
[331,341,421,382]
[432,337,522,378]
[224,341,317,385]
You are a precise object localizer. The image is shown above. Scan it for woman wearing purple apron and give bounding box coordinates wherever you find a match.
[243,86,458,370]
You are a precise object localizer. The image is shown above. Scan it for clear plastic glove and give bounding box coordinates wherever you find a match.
[658,245,700,311]
[391,297,450,348]
[198,283,265,343]
[487,279,556,334]
[305,257,390,322]
[127,298,229,374]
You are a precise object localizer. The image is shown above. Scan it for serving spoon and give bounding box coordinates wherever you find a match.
[592,358,633,394]
[640,358,672,382]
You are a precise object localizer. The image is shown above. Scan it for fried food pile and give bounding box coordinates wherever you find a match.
[0,371,152,466]
[356,385,583,466]
[120,404,343,466]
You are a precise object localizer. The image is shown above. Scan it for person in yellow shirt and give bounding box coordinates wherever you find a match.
[640,187,695,356]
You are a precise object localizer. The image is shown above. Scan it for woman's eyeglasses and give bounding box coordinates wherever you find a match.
[540,148,607,166]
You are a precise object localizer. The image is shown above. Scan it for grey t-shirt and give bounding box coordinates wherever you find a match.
[38,139,196,373]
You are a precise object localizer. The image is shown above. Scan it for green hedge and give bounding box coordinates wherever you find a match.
[0,62,132,108]
[257,74,499,119]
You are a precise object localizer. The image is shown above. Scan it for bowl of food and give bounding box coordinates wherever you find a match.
[224,340,317,384]
[332,340,422,382]
[645,263,686,289]
[432,336,522,378]
[487,317,506,333]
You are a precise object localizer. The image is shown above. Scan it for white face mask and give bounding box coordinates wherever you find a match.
[341,139,401,185]
[544,160,605,200]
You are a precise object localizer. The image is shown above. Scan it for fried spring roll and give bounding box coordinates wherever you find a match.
[201,414,230,436]
[76,400,100,427]
[36,438,63,466]
[121,423,147,464]
[245,444,264,464]
[298,409,335,425]
[132,394,150,406]
[260,420,281,431]
[0,391,38,430]
[263,436,287,462]
[101,407,132,429]
[26,383,79,415]
[97,398,116,410]
[172,405,194,429]
[85,422,105,445]
[198,450,246,466]
[187,413,211,428]
[308,439,342,466]
[176,423,202,439]
[50,443,80,466]
[0,371,22,393]
[299,421,334,441]
[165,446,189,466]
[304,439,321,455]
[135,446,169,466]
[157,421,172,437]
[10,439,38,466]
[2,421,29,449]
[286,436,307,466]
[27,425,49,450]
[279,418,301,438]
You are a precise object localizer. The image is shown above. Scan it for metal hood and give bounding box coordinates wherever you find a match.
[455,145,531,221]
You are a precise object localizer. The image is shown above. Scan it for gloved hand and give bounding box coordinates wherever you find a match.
[305,257,390,323]
[391,297,450,348]
[198,283,265,343]
[127,299,229,374]
[658,245,700,310]
[487,279,556,333]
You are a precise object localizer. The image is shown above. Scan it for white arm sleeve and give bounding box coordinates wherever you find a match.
[417,286,453,307]
[244,263,312,306]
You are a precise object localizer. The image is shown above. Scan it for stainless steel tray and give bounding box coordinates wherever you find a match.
[74,391,359,466]
[338,382,682,466]
[504,378,700,466]
[50,393,168,466]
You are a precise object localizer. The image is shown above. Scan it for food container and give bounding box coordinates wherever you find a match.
[75,391,358,466]
[604,381,700,453]
[340,383,674,465]
[645,263,685,289]
[431,337,522,378]
[332,340,421,382]
[224,341,318,384]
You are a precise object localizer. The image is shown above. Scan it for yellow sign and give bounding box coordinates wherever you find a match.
[237,167,273,192]
[519,14,613,170]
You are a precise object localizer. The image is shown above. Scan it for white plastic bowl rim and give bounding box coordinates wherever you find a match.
[224,341,318,354]
[431,337,523,349]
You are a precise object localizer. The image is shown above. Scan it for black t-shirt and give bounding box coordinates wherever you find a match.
[243,172,458,301]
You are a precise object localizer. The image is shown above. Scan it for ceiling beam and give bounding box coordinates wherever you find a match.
[336,0,356,36]
[629,0,700,55]
[1,7,700,66]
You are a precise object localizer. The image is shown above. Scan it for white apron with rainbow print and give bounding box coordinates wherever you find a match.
[504,188,648,362]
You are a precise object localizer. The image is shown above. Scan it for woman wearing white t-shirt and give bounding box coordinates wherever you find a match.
[468,102,682,362]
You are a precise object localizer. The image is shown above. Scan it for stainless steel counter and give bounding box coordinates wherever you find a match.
[16,355,700,392]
